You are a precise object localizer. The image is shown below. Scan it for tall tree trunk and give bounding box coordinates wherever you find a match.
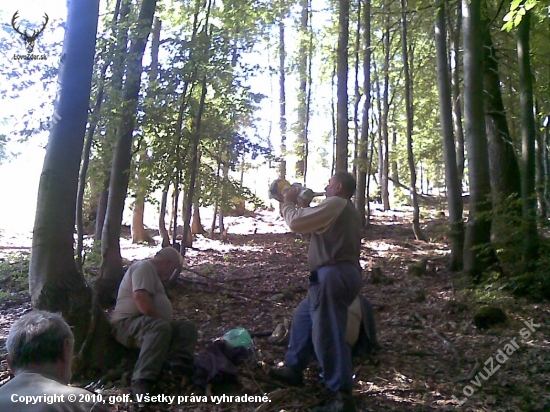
[401,0,426,241]
[545,118,550,214]
[352,0,361,182]
[30,0,99,351]
[517,10,538,266]
[278,4,287,180]
[210,160,221,235]
[131,16,161,245]
[391,131,399,183]
[98,0,158,304]
[331,55,337,175]
[219,160,229,235]
[373,59,383,198]
[435,0,464,270]
[192,202,205,235]
[76,0,123,271]
[335,0,350,172]
[536,104,548,220]
[171,184,181,245]
[483,25,522,203]
[304,9,313,184]
[482,19,522,265]
[449,3,465,182]
[94,0,130,244]
[295,0,309,180]
[159,180,171,248]
[131,154,154,244]
[462,0,495,279]
[94,176,109,242]
[181,80,208,257]
[381,18,391,210]
[356,0,371,227]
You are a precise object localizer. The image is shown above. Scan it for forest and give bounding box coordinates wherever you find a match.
[0,0,549,410]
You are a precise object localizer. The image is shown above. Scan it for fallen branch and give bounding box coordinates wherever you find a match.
[412,313,459,359]
[454,358,482,383]
[357,388,415,395]
[182,266,211,279]
[245,360,264,394]
[253,388,291,412]
[197,289,290,309]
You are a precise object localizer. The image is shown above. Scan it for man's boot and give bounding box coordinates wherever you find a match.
[312,391,356,412]
[131,378,156,404]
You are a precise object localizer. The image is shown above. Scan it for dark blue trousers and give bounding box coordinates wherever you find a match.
[285,262,362,392]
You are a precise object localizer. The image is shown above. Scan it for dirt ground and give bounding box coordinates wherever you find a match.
[0,208,549,411]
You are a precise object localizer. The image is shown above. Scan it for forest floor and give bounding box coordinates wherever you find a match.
[0,205,549,412]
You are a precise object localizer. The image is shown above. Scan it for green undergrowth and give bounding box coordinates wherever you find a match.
[0,252,30,298]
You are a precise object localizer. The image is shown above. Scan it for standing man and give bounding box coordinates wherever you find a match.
[0,310,109,412]
[111,247,198,399]
[270,172,362,412]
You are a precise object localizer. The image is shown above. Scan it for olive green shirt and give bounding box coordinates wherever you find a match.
[282,196,361,272]
[111,260,172,323]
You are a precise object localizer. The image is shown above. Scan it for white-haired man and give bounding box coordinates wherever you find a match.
[110,247,197,399]
[0,310,109,412]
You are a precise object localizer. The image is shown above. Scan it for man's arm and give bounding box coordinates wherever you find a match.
[133,289,163,319]
[282,196,347,234]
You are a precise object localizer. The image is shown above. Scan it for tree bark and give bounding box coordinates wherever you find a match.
[352,0,361,182]
[401,0,426,241]
[517,11,538,266]
[482,19,522,266]
[435,0,464,270]
[76,0,122,272]
[295,0,309,180]
[131,17,161,245]
[449,3,465,182]
[536,105,548,220]
[97,0,158,304]
[278,3,287,180]
[462,0,495,279]
[356,0,371,227]
[131,153,154,245]
[483,25,521,204]
[192,202,205,235]
[159,180,171,248]
[181,80,208,257]
[381,17,391,210]
[335,0,350,172]
[30,0,99,352]
[94,176,109,241]
[94,0,130,244]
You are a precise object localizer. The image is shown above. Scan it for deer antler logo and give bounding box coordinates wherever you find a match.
[11,11,49,54]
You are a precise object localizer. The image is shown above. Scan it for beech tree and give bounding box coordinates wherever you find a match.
[30,0,100,350]
[335,0,349,172]
[461,0,495,279]
[401,0,426,241]
[517,10,538,266]
[356,0,372,227]
[97,0,159,303]
[435,0,463,269]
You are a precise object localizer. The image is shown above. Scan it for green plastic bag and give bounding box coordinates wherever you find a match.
[221,327,253,349]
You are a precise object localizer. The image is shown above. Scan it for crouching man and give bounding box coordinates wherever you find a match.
[0,310,109,412]
[110,247,198,399]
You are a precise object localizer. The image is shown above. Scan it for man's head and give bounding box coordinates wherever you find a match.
[325,172,356,200]
[152,247,184,281]
[6,311,74,382]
